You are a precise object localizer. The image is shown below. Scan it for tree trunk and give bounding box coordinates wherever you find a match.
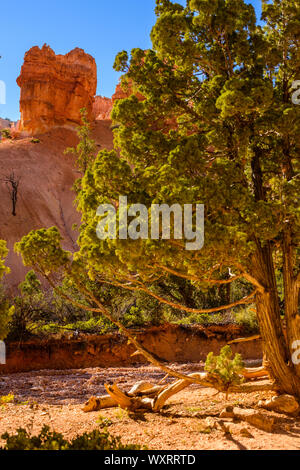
[283,228,300,380]
[251,243,300,397]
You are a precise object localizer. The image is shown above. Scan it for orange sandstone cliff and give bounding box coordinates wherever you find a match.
[17,45,97,134]
[93,96,113,120]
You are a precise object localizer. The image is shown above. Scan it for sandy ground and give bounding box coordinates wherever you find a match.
[0,363,300,450]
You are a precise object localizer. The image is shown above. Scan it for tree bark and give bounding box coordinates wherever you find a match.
[283,228,300,380]
[251,243,300,397]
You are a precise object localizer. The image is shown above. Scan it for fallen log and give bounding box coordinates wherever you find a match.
[83,395,117,412]
[105,383,154,411]
[83,381,165,412]
[83,374,275,413]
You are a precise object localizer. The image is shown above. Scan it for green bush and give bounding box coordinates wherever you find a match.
[8,271,46,340]
[235,306,259,333]
[174,312,224,325]
[1,425,143,450]
[205,346,244,397]
[1,128,12,140]
[0,241,14,341]
[0,293,14,341]
[122,306,145,327]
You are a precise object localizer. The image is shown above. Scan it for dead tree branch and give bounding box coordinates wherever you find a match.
[3,171,21,216]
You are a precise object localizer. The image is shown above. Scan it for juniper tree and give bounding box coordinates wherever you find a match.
[65,108,97,175]
[16,0,300,397]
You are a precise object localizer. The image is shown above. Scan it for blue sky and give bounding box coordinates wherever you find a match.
[0,0,261,121]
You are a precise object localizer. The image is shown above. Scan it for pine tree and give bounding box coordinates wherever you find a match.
[65,108,97,174]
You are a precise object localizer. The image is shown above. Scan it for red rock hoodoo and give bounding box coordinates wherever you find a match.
[17,45,97,134]
[92,96,113,120]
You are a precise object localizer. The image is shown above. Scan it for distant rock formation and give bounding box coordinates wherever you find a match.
[0,118,20,140]
[0,118,12,130]
[17,45,97,134]
[92,83,138,121]
[93,96,113,120]
[92,83,140,121]
[112,82,144,103]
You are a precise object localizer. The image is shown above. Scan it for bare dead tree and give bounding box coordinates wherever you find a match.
[3,172,21,216]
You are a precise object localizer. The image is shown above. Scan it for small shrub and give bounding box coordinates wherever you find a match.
[175,313,224,325]
[114,406,130,421]
[96,415,113,428]
[122,306,145,327]
[235,306,259,333]
[1,129,12,140]
[0,296,14,341]
[205,346,244,397]
[0,394,15,405]
[30,138,40,144]
[0,241,14,341]
[1,425,143,450]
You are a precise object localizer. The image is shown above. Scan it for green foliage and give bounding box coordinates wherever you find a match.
[235,305,259,333]
[205,346,244,388]
[64,108,97,174]
[19,270,42,296]
[30,138,40,144]
[1,425,143,450]
[0,290,14,341]
[122,306,145,327]
[114,406,130,421]
[8,271,48,340]
[175,312,224,326]
[1,128,12,139]
[96,415,113,428]
[0,394,14,405]
[0,241,9,281]
[0,241,14,341]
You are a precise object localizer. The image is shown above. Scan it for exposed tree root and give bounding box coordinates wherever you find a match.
[83,395,117,412]
[241,366,269,379]
[105,384,155,411]
[228,335,261,345]
[228,379,274,393]
[227,336,269,379]
[83,381,165,412]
